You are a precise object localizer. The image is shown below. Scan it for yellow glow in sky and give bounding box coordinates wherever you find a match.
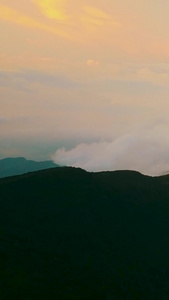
[34,0,69,21]
[0,4,75,41]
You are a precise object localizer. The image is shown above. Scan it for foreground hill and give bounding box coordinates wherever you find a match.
[0,157,59,178]
[1,167,169,299]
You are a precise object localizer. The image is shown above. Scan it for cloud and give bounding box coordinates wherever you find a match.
[0,5,72,40]
[82,6,119,27]
[0,70,77,91]
[87,59,99,66]
[33,0,119,36]
[34,0,69,21]
[84,6,112,20]
[52,127,169,176]
[34,0,118,26]
[0,5,43,28]
[0,2,120,46]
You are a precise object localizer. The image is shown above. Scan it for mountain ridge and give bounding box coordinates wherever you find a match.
[1,166,169,299]
[0,156,59,179]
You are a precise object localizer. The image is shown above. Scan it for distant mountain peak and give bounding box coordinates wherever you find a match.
[0,157,59,179]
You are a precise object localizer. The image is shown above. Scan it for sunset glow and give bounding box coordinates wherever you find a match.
[1,1,169,174]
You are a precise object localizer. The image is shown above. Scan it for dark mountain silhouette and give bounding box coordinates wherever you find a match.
[0,157,59,178]
[1,167,169,299]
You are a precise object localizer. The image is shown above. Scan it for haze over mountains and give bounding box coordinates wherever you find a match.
[2,1,169,298]
[0,157,59,178]
[1,166,169,299]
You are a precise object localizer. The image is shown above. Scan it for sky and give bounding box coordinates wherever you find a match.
[1,0,169,175]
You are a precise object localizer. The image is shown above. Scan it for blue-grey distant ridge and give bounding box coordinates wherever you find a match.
[0,157,59,178]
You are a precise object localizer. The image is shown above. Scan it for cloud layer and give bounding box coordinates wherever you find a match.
[52,128,169,176]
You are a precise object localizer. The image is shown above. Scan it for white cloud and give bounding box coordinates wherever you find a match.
[52,127,169,176]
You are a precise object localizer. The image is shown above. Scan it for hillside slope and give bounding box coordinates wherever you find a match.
[0,157,59,178]
[1,167,169,299]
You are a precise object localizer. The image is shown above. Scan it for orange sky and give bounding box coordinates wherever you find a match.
[1,1,169,174]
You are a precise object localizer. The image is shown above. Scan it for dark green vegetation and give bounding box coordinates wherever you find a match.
[0,157,59,178]
[1,167,169,299]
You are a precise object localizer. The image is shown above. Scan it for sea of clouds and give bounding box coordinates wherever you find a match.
[52,127,169,176]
